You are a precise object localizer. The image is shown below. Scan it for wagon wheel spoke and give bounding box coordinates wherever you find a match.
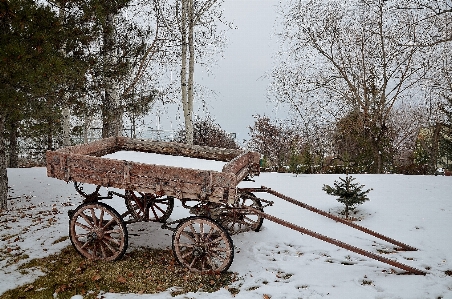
[80,240,91,250]
[180,231,196,243]
[99,209,105,226]
[69,202,128,261]
[201,256,209,271]
[101,237,120,253]
[102,218,116,230]
[79,213,95,229]
[207,235,225,245]
[74,222,92,231]
[178,243,195,248]
[100,242,107,259]
[181,248,195,259]
[104,228,121,235]
[190,256,201,269]
[188,223,200,243]
[89,208,98,227]
[210,246,229,253]
[103,234,122,246]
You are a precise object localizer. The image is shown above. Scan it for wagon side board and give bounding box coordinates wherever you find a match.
[46,137,260,204]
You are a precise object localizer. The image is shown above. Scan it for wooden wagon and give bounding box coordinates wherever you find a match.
[47,137,427,275]
[46,136,263,273]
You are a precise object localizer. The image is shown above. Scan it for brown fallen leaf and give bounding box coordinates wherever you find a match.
[117,276,127,283]
[92,274,101,281]
[263,294,271,299]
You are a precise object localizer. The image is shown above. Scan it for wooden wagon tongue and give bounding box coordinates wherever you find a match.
[239,186,427,276]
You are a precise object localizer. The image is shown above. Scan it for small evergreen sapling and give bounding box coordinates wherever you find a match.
[322,175,372,219]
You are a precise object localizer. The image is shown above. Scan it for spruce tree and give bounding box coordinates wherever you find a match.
[322,175,372,219]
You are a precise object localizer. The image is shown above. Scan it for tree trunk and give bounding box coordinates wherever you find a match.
[59,5,72,147]
[8,121,18,168]
[83,116,91,143]
[102,13,123,139]
[180,0,192,145]
[62,107,71,146]
[186,0,195,145]
[0,113,8,210]
[430,122,442,173]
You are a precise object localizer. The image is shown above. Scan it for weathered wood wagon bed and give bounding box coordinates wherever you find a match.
[47,136,260,204]
[46,137,427,275]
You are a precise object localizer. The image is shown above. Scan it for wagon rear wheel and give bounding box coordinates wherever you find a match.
[219,192,264,235]
[69,202,128,261]
[172,217,234,273]
[125,190,174,222]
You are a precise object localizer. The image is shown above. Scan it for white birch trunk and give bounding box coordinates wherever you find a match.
[186,0,195,145]
[180,0,193,145]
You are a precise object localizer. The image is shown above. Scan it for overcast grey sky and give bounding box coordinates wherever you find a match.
[145,0,288,143]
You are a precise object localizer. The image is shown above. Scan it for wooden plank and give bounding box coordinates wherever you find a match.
[119,137,243,162]
[59,137,119,156]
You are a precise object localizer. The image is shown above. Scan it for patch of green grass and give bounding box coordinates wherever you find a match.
[0,246,236,299]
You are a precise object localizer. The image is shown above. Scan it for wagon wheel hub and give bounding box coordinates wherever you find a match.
[192,234,212,257]
[193,245,206,257]
[86,232,96,242]
[86,229,104,242]
[94,228,105,239]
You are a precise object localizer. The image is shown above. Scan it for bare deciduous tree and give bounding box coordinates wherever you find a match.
[248,116,302,172]
[175,115,239,149]
[271,0,447,173]
[153,0,226,145]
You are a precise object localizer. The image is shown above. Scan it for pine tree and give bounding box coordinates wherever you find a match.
[322,175,372,219]
[0,0,89,209]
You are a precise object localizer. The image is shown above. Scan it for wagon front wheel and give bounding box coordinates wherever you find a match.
[69,202,128,261]
[172,217,234,273]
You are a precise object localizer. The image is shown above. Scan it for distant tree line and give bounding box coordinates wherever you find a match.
[247,114,452,175]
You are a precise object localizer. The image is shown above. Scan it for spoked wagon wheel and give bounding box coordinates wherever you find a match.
[69,202,128,261]
[125,190,174,222]
[219,191,264,235]
[172,217,234,273]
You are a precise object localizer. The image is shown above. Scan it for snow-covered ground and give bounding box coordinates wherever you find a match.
[1,161,452,298]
